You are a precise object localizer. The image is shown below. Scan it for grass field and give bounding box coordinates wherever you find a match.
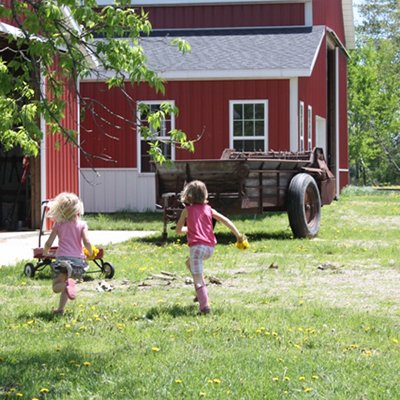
[1,187,399,399]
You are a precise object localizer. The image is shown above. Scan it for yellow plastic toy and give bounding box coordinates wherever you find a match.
[83,245,100,260]
[235,234,250,250]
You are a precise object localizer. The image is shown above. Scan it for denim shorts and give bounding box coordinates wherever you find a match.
[52,256,89,279]
[189,245,214,275]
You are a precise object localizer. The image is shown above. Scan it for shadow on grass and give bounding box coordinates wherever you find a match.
[138,229,293,246]
[145,303,199,319]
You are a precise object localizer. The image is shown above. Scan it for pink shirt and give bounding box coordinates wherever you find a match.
[186,204,217,247]
[54,220,88,258]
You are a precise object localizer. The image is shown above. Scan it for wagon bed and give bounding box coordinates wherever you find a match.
[155,147,336,239]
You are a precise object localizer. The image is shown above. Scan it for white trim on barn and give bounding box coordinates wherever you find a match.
[80,169,157,213]
[289,78,298,152]
[88,68,313,82]
[335,46,340,197]
[40,71,47,206]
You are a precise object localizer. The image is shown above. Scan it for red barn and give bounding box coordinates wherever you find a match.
[0,13,80,231]
[80,0,355,214]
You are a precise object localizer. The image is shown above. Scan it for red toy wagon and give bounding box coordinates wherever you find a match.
[23,200,115,279]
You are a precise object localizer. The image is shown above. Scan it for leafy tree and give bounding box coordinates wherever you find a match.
[0,0,194,163]
[348,0,400,184]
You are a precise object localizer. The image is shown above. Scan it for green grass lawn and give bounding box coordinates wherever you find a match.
[1,187,399,399]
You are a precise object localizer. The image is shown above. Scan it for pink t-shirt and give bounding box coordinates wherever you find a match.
[54,220,88,258]
[186,204,217,247]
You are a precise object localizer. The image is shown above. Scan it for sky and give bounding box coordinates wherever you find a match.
[352,0,366,25]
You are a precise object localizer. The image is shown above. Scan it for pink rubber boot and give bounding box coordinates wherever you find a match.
[196,285,210,314]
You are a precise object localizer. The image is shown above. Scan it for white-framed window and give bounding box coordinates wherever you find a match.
[299,101,305,152]
[229,100,268,152]
[307,105,312,150]
[136,100,175,173]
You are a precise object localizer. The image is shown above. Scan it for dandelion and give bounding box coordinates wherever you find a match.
[212,378,221,384]
[83,361,92,367]
[299,376,306,381]
[40,388,49,393]
[283,376,290,381]
[199,392,206,397]
[391,338,399,344]
[65,324,71,329]
[152,347,160,352]
[312,375,319,380]
[175,379,183,384]
[27,320,34,325]
[304,387,313,393]
[272,377,279,382]
[16,393,23,397]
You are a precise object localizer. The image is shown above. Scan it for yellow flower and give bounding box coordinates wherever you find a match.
[83,361,92,366]
[40,388,49,393]
[272,377,279,382]
[304,387,313,393]
[212,378,221,384]
[299,376,306,381]
[152,347,160,352]
[175,379,183,384]
[16,393,23,397]
[199,392,206,397]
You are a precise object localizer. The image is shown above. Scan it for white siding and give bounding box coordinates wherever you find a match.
[80,169,156,213]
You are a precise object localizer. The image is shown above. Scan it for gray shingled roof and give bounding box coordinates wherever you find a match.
[139,26,325,79]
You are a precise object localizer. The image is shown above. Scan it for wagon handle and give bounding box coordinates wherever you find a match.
[38,200,50,248]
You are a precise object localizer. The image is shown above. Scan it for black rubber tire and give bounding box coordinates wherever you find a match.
[24,263,36,278]
[102,262,115,279]
[287,173,321,238]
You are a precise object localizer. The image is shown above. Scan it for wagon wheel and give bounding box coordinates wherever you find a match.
[287,173,321,238]
[23,263,36,278]
[102,262,115,279]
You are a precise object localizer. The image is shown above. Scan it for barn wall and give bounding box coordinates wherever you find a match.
[45,77,79,200]
[80,169,156,212]
[144,3,305,29]
[313,0,346,44]
[80,79,291,212]
[298,37,328,148]
[80,79,291,168]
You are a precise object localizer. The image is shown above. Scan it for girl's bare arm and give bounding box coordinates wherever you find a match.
[43,229,57,255]
[82,226,92,256]
[212,209,242,241]
[176,208,188,234]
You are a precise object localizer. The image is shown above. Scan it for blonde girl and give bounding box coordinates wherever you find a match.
[44,192,92,315]
[176,180,244,314]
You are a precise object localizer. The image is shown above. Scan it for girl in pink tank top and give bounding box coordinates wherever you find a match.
[44,192,93,315]
[176,180,245,314]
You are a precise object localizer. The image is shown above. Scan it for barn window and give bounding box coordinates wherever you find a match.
[307,105,312,150]
[229,100,268,152]
[137,101,175,173]
[299,101,305,152]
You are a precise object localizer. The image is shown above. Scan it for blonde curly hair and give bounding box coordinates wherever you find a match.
[47,192,84,223]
